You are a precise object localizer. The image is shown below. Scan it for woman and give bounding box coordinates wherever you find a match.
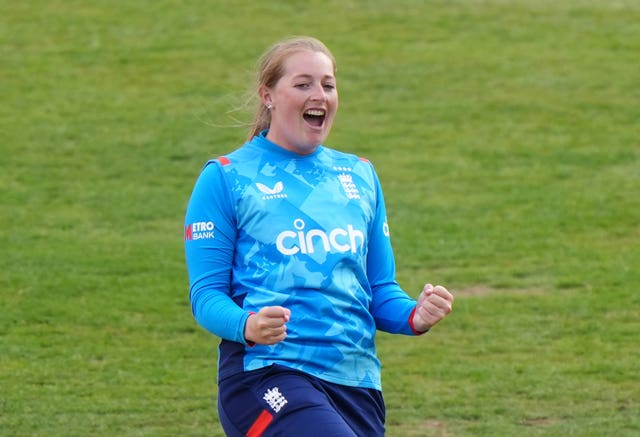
[184,36,453,436]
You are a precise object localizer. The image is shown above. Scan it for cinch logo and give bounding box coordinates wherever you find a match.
[256,182,288,200]
[184,221,215,241]
[275,219,365,256]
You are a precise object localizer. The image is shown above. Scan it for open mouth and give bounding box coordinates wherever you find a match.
[303,109,326,128]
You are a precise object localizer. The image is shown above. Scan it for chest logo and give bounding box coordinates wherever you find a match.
[256,182,287,200]
[338,173,360,199]
[276,218,365,256]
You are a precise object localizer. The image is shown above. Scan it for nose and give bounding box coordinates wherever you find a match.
[309,83,327,102]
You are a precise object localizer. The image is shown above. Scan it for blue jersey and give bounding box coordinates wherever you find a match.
[185,132,422,390]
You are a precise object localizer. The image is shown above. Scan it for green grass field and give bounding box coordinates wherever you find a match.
[2,0,638,435]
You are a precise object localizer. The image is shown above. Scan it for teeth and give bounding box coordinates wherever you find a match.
[304,109,325,116]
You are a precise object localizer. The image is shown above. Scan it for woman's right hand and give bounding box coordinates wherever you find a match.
[244,306,291,345]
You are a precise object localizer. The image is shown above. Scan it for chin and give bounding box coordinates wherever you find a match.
[306,131,328,146]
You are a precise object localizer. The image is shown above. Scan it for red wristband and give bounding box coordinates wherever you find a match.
[408,306,429,335]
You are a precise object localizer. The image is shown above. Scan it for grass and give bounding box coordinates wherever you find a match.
[1,0,638,435]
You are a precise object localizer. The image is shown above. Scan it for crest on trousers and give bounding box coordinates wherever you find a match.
[263,387,287,413]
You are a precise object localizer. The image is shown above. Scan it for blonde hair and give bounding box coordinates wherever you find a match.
[247,36,337,140]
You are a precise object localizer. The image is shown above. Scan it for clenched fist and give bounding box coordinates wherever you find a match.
[244,306,291,345]
[412,284,454,333]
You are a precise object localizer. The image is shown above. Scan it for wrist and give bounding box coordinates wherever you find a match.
[408,306,429,335]
[244,312,256,346]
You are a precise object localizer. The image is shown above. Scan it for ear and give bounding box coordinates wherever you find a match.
[259,85,273,108]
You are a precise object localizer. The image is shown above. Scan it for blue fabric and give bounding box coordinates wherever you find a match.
[185,132,419,390]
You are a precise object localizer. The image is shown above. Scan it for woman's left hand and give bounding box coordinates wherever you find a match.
[412,283,454,332]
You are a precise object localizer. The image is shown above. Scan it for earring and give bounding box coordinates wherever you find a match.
[266,103,273,110]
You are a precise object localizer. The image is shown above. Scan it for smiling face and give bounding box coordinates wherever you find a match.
[260,50,338,155]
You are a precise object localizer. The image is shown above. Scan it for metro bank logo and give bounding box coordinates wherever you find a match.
[184,221,215,241]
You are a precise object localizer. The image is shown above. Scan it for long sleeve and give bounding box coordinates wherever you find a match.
[184,160,250,344]
[365,166,420,335]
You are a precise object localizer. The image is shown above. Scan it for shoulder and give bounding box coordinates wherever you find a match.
[203,141,260,172]
[321,146,373,169]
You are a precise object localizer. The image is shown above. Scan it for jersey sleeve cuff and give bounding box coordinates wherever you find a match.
[408,306,430,336]
[244,311,256,347]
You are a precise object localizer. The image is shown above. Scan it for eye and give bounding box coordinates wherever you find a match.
[295,83,311,89]
[323,83,336,91]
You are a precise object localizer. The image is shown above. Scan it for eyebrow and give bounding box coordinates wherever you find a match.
[292,73,335,81]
